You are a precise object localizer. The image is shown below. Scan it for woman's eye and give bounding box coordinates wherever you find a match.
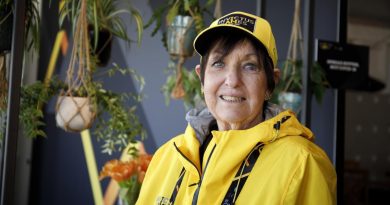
[212,60,224,68]
[243,63,260,72]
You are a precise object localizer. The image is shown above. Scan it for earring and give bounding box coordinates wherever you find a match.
[201,87,204,95]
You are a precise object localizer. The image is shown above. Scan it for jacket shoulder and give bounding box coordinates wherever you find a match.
[153,133,186,156]
[274,136,336,204]
[275,135,330,160]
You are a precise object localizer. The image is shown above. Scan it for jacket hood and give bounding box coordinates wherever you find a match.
[185,103,313,144]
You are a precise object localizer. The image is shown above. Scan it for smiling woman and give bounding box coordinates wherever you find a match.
[137,11,336,205]
[198,37,270,131]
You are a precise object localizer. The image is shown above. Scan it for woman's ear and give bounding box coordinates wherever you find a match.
[273,68,281,84]
[195,64,201,79]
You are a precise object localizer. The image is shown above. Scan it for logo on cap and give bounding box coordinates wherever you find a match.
[217,13,256,33]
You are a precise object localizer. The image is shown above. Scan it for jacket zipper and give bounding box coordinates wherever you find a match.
[173,142,202,179]
[172,142,217,204]
[192,144,216,205]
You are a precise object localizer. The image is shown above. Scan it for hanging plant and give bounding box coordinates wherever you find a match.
[50,0,146,154]
[272,0,328,114]
[146,0,217,106]
[18,65,146,154]
[162,63,204,110]
[166,15,197,58]
[55,0,96,132]
[60,0,143,66]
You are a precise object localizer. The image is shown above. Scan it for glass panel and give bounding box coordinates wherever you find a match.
[345,0,390,204]
[0,50,11,202]
[0,52,8,177]
[0,53,7,148]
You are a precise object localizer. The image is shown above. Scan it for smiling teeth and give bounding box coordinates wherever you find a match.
[221,96,244,102]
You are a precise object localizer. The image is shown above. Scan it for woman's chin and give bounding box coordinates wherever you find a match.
[216,115,246,128]
[215,111,263,130]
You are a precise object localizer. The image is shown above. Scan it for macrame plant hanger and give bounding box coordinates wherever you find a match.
[170,0,222,99]
[170,19,194,99]
[170,45,186,99]
[283,0,304,92]
[56,0,96,132]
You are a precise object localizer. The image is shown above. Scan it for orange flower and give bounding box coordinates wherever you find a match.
[99,154,153,183]
[99,160,136,182]
[137,154,153,172]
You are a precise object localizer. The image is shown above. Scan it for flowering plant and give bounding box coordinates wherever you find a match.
[100,154,152,205]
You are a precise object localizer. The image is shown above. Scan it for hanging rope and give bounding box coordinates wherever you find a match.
[214,0,222,18]
[171,54,185,99]
[56,0,96,132]
[170,17,195,99]
[283,0,304,92]
[65,0,92,92]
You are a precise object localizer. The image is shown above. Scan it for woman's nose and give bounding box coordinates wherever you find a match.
[224,68,241,88]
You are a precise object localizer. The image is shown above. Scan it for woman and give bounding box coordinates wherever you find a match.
[137,11,336,204]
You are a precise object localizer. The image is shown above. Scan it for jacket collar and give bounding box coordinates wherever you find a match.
[175,108,314,177]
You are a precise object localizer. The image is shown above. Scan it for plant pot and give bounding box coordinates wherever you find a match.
[55,96,95,132]
[167,15,197,57]
[278,92,302,114]
[88,26,113,67]
[0,5,13,52]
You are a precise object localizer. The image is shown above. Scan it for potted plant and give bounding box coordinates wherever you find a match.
[272,0,328,114]
[55,90,97,132]
[99,143,152,205]
[146,0,216,105]
[161,63,204,109]
[273,60,328,114]
[13,0,146,155]
[145,0,213,53]
[54,0,146,154]
[56,0,98,132]
[59,0,143,66]
[18,64,146,155]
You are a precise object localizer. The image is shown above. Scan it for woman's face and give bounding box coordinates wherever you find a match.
[198,39,268,130]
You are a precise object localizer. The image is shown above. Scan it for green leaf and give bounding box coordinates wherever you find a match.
[93,1,99,50]
[166,1,180,24]
[130,8,144,46]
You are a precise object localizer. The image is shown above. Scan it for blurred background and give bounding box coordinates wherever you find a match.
[0,0,389,204]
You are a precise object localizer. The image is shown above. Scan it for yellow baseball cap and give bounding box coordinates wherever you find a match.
[193,11,278,67]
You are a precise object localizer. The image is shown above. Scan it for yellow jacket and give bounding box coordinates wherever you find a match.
[137,108,336,205]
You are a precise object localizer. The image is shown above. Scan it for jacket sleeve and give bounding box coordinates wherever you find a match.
[283,151,337,205]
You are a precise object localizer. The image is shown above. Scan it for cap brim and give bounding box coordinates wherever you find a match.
[193,25,262,56]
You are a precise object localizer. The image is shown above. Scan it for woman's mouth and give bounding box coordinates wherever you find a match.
[220,95,246,103]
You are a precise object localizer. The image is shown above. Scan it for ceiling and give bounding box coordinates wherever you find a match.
[348,0,390,27]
